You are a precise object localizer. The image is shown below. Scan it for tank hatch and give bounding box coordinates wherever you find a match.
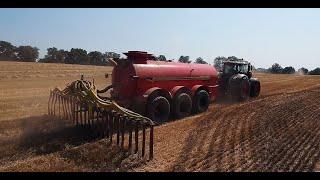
[123,51,156,64]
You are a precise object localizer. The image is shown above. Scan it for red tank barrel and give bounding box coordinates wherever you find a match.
[110,51,219,122]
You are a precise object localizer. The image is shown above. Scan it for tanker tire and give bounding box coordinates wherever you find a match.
[172,93,192,119]
[147,96,170,124]
[250,81,260,97]
[193,90,210,114]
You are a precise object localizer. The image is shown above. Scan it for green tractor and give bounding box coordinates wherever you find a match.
[218,60,261,101]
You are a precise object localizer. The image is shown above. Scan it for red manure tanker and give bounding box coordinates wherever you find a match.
[99,51,260,123]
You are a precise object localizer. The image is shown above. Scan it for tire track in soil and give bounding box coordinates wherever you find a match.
[276,108,320,171]
[245,111,308,170]
[170,106,233,171]
[289,110,320,171]
[250,90,316,172]
[283,100,320,171]
[207,107,236,172]
[198,93,306,171]
[242,91,320,170]
[135,86,320,172]
[199,105,243,171]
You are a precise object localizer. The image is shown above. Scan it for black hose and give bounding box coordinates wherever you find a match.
[97,85,114,94]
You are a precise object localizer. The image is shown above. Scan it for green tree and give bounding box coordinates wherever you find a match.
[269,63,283,74]
[40,47,67,63]
[214,56,227,70]
[88,51,104,65]
[0,41,16,60]
[282,66,296,74]
[195,57,207,64]
[55,49,68,63]
[298,67,308,75]
[227,56,240,61]
[178,56,191,63]
[309,67,320,75]
[16,46,39,62]
[157,55,166,61]
[65,48,89,64]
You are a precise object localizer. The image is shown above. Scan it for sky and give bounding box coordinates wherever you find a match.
[0,8,320,69]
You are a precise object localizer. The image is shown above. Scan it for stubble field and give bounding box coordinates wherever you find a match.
[0,61,319,172]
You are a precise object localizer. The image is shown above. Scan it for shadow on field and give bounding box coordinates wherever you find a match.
[0,114,145,171]
[0,115,105,165]
[0,115,109,166]
[17,115,103,155]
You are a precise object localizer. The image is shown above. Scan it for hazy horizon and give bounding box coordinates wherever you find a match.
[1,8,320,70]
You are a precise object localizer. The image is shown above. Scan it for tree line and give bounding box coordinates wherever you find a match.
[0,41,39,62]
[0,40,210,65]
[1,40,319,74]
[39,48,121,66]
[0,40,121,66]
[261,63,320,75]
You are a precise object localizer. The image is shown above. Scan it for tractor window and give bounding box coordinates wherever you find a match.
[239,65,248,74]
[224,64,237,74]
[224,63,249,74]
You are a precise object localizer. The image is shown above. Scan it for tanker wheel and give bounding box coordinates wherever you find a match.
[193,90,210,114]
[146,96,170,124]
[250,81,260,97]
[172,93,192,119]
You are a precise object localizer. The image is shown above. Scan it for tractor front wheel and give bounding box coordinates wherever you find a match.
[147,96,170,124]
[239,79,250,101]
[250,80,260,97]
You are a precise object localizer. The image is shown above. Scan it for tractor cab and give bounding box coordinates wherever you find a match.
[222,60,253,78]
[218,60,260,100]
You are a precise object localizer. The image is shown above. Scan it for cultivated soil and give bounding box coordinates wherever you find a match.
[0,61,320,172]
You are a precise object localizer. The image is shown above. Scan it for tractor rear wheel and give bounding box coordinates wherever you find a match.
[147,96,170,124]
[193,90,210,113]
[172,93,192,119]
